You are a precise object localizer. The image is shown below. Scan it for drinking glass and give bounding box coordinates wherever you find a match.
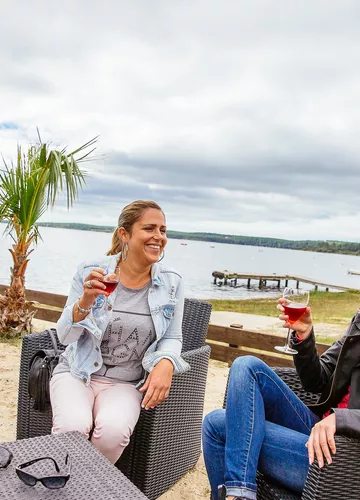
[275,288,309,355]
[99,265,120,294]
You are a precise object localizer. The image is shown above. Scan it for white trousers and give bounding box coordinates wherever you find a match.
[50,372,142,463]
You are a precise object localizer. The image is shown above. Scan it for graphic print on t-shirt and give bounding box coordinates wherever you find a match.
[101,338,110,355]
[97,281,155,382]
[108,326,154,363]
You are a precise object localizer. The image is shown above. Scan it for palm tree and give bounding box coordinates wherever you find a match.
[0,132,97,337]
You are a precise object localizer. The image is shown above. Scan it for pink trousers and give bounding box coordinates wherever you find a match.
[50,373,142,463]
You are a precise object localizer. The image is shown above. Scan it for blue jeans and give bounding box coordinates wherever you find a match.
[202,356,320,500]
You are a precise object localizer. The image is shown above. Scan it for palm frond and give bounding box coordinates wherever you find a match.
[0,134,97,246]
[68,136,99,158]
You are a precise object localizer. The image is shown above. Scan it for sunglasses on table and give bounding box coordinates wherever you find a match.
[16,453,71,489]
[0,446,13,469]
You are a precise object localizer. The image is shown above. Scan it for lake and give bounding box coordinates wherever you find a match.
[1,226,360,300]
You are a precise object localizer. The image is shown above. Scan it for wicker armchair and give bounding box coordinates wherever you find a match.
[17,298,212,500]
[224,367,360,500]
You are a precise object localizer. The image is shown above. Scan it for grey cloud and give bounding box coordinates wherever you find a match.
[0,70,54,94]
[108,143,358,200]
[71,167,349,228]
[2,0,360,240]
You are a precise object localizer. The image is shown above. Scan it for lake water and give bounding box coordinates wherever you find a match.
[1,226,360,300]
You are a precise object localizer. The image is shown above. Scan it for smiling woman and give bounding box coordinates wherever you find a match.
[51,200,187,464]
[107,200,167,275]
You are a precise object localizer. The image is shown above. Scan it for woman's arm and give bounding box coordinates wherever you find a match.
[334,408,360,439]
[155,277,185,356]
[307,408,360,469]
[142,277,189,375]
[140,277,188,409]
[293,317,353,394]
[278,298,345,393]
[293,329,345,393]
[56,263,107,345]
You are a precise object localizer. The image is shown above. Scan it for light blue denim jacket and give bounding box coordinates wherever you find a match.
[56,253,189,386]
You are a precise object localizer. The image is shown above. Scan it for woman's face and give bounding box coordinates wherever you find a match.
[121,208,167,266]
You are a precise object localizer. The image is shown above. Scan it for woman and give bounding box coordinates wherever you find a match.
[203,296,360,500]
[50,200,188,463]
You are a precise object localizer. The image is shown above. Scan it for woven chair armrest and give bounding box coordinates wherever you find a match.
[140,345,211,425]
[22,328,62,349]
[133,345,211,445]
[17,328,62,440]
[123,345,211,499]
[181,299,212,352]
[302,434,360,499]
[181,344,211,363]
[272,367,321,406]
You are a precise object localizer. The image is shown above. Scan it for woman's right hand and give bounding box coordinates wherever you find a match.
[73,268,109,321]
[277,297,313,340]
[82,267,109,303]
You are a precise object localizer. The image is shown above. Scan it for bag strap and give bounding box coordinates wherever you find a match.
[48,329,59,356]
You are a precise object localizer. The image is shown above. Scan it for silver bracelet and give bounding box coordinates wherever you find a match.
[76,299,93,314]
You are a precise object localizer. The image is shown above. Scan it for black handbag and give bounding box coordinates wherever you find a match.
[28,330,64,412]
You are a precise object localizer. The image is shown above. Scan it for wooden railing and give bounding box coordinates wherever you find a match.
[0,285,66,323]
[0,285,330,367]
[206,324,329,368]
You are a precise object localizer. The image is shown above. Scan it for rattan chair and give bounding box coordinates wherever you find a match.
[17,298,212,500]
[224,367,360,500]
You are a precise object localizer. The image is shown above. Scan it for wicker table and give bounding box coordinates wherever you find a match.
[0,431,149,499]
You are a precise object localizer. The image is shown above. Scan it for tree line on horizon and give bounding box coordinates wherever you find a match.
[36,222,360,256]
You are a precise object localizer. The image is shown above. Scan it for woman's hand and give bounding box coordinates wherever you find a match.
[277,297,313,340]
[81,268,109,304]
[139,359,174,410]
[306,414,336,468]
[72,268,109,321]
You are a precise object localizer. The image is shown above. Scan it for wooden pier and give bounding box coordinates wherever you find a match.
[212,271,360,292]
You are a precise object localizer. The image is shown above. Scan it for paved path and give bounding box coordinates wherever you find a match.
[210,311,345,339]
[211,310,284,334]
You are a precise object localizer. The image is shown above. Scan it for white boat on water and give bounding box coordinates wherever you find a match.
[347,269,360,276]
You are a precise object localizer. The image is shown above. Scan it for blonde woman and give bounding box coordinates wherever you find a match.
[50,200,187,463]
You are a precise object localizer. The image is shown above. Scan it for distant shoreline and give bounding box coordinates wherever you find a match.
[31,222,360,256]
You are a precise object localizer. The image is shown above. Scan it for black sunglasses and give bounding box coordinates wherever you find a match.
[0,446,13,469]
[16,454,71,489]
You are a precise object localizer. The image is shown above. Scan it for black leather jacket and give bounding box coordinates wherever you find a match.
[292,312,360,439]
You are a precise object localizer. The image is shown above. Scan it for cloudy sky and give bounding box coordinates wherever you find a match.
[1,0,360,241]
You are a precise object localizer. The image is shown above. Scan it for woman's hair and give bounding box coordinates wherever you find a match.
[106,200,165,256]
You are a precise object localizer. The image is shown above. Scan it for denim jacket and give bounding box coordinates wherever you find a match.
[56,253,189,386]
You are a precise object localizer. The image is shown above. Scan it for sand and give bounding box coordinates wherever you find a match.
[0,315,344,499]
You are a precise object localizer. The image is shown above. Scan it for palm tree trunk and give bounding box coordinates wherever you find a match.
[0,243,35,338]
[9,241,32,295]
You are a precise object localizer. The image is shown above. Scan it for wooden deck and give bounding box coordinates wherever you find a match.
[212,271,360,292]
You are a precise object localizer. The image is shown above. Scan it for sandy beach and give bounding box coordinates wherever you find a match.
[0,314,344,499]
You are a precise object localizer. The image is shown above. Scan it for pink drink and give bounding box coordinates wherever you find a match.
[101,280,119,294]
[283,303,307,324]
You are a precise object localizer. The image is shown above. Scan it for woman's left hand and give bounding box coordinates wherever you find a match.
[306,413,336,468]
[139,359,174,410]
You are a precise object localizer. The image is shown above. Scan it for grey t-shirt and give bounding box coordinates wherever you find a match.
[53,281,155,384]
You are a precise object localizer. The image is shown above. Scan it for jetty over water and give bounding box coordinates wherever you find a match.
[212,271,360,292]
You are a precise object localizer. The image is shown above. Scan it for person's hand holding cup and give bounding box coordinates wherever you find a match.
[75,266,120,319]
[277,296,313,342]
[83,265,120,298]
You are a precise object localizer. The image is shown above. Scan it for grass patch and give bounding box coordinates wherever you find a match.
[0,337,22,347]
[208,290,360,325]
[315,335,340,344]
